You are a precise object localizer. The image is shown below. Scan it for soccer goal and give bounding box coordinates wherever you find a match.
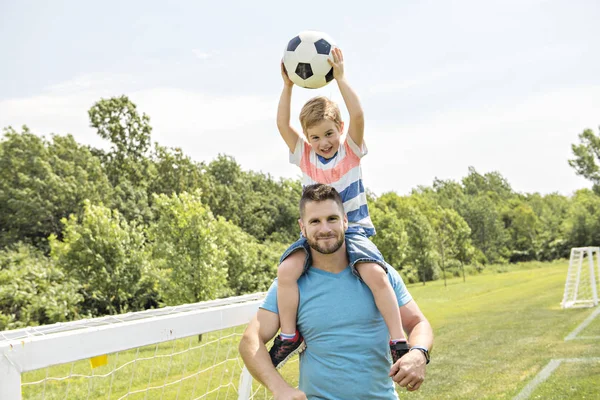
[561,247,600,309]
[0,293,268,400]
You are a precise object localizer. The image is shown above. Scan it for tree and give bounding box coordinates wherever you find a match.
[502,199,539,262]
[569,127,600,193]
[526,193,570,260]
[88,96,155,222]
[213,220,282,296]
[374,193,438,283]
[564,189,600,248]
[202,155,301,243]
[0,126,112,250]
[149,192,229,305]
[432,208,473,286]
[462,167,514,202]
[88,96,152,180]
[149,144,208,197]
[460,194,508,264]
[50,201,156,316]
[370,206,409,270]
[0,243,82,330]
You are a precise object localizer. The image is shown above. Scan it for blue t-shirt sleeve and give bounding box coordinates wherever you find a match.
[260,279,279,314]
[388,268,413,306]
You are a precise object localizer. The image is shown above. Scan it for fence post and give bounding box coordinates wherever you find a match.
[238,366,253,400]
[0,354,21,400]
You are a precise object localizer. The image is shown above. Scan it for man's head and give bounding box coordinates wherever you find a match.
[299,184,347,255]
[299,96,344,159]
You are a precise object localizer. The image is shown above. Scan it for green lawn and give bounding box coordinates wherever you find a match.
[21,260,600,399]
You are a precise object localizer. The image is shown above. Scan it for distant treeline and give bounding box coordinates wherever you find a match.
[1,95,598,330]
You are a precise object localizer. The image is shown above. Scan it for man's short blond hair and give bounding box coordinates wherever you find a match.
[299,96,343,134]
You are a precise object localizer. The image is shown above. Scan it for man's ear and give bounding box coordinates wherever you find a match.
[298,218,305,235]
[343,214,348,231]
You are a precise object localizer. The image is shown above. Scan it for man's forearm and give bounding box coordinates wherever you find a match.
[239,333,290,394]
[407,319,434,351]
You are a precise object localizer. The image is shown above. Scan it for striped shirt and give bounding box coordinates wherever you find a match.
[290,135,376,237]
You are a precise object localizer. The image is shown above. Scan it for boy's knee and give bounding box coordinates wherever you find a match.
[356,262,388,288]
[277,251,306,282]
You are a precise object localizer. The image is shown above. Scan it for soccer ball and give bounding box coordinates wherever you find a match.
[283,31,336,89]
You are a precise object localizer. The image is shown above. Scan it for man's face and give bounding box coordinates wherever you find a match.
[299,199,347,255]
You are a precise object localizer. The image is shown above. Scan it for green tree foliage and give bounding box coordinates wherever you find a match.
[460,194,508,264]
[149,144,208,196]
[370,206,409,269]
[0,243,82,330]
[564,189,600,248]
[526,193,570,260]
[149,192,229,305]
[0,126,112,250]
[88,97,157,223]
[50,201,156,316]
[431,208,473,286]
[374,194,438,283]
[203,155,301,243]
[502,199,539,262]
[213,220,282,296]
[569,127,600,193]
[88,96,152,182]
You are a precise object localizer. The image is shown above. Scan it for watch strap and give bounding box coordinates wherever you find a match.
[410,345,430,364]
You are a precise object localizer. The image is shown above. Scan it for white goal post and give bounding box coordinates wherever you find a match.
[0,293,265,400]
[561,247,600,309]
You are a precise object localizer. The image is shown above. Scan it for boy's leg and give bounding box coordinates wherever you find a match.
[269,249,307,369]
[355,262,407,342]
[276,250,305,336]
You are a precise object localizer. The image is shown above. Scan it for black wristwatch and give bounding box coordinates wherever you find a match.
[410,346,430,364]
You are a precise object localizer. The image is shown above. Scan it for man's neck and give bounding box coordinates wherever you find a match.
[310,243,349,274]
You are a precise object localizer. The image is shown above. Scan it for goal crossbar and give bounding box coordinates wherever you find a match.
[0,293,265,399]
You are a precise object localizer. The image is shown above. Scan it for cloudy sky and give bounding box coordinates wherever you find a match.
[1,0,598,196]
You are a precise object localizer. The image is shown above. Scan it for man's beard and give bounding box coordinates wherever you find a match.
[306,233,344,255]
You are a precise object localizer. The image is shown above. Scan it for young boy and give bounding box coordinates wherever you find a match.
[269,47,408,369]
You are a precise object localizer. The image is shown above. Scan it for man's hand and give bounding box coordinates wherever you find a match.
[273,386,307,400]
[327,47,345,81]
[388,349,427,392]
[281,61,294,88]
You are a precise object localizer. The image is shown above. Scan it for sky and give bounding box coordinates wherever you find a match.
[1,0,598,197]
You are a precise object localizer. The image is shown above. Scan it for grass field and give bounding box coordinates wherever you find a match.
[21,259,600,399]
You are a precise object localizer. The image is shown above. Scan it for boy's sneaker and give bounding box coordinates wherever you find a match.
[269,330,306,369]
[390,340,410,364]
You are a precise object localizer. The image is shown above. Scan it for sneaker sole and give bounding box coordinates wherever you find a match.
[275,341,307,370]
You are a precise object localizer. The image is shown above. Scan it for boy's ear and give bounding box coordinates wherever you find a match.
[339,121,345,133]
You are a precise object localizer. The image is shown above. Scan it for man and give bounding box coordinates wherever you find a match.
[239,184,433,399]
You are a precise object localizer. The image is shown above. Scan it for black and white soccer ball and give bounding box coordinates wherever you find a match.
[283,31,336,89]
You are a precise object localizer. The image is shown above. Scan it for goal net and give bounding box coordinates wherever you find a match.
[562,247,600,309]
[0,293,299,400]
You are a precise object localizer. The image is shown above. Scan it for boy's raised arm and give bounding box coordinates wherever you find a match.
[329,48,365,148]
[277,63,302,153]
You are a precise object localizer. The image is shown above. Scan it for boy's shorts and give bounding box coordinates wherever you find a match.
[279,229,389,279]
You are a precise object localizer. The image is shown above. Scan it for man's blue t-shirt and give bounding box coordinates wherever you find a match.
[261,265,413,400]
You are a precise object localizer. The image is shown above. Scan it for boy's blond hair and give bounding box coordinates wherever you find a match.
[299,96,343,134]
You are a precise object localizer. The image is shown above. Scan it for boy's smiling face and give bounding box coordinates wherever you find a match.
[305,119,344,159]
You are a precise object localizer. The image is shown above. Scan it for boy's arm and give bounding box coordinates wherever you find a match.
[239,309,306,399]
[277,63,302,153]
[329,48,365,148]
